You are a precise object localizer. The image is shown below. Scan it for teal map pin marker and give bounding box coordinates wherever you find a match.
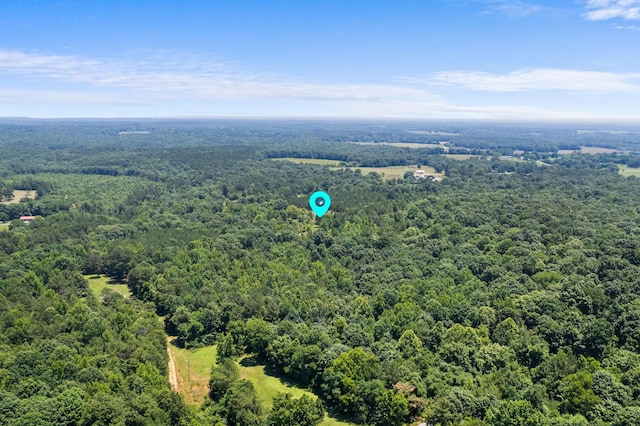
[309,191,331,217]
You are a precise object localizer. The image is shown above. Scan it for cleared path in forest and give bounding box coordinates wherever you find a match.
[167,337,179,391]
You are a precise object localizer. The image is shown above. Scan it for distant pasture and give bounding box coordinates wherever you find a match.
[559,146,621,155]
[0,190,37,204]
[618,164,640,177]
[272,158,444,180]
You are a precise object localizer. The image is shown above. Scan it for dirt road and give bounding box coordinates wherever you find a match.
[167,338,179,391]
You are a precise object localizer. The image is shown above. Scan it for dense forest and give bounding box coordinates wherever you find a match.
[2,119,640,425]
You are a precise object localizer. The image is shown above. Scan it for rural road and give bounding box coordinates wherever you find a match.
[167,338,179,391]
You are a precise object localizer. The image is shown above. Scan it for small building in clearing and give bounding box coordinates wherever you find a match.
[413,170,441,181]
[19,215,36,224]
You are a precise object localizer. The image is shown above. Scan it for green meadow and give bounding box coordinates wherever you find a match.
[167,341,217,406]
[238,362,353,425]
[85,274,131,298]
[618,164,640,177]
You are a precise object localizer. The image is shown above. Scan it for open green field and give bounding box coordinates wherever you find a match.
[85,274,131,298]
[0,223,8,232]
[166,345,351,424]
[273,158,341,166]
[239,364,310,410]
[239,363,352,425]
[273,158,444,180]
[444,154,483,160]
[618,164,640,177]
[559,146,621,155]
[168,340,217,406]
[351,165,442,180]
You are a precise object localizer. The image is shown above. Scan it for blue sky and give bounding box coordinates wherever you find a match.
[1,0,640,119]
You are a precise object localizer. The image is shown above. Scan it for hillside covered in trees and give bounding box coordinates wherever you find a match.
[2,119,640,425]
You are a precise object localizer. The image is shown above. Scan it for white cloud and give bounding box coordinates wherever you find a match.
[0,50,437,103]
[487,0,541,17]
[615,24,640,29]
[425,68,640,92]
[351,98,568,119]
[584,0,640,21]
[454,1,542,17]
[1,50,638,119]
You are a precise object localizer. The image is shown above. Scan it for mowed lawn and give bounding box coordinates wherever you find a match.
[239,363,353,426]
[0,223,8,232]
[85,274,131,298]
[168,340,217,406]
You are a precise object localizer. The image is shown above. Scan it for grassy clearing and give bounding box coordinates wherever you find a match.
[166,346,352,424]
[239,364,310,410]
[85,274,131,298]
[559,146,621,155]
[272,158,341,166]
[344,165,441,180]
[500,156,525,162]
[321,415,354,426]
[275,158,444,180]
[444,154,483,160]
[238,362,353,425]
[0,190,37,205]
[168,340,217,406]
[618,164,640,177]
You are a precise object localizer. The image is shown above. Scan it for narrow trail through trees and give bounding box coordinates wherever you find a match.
[167,337,179,391]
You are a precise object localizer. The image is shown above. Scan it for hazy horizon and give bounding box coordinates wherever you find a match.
[2,1,640,119]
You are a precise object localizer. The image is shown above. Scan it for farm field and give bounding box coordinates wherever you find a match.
[85,274,131,298]
[444,154,483,160]
[0,189,37,204]
[351,165,442,180]
[273,158,444,180]
[559,146,621,155]
[239,362,353,425]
